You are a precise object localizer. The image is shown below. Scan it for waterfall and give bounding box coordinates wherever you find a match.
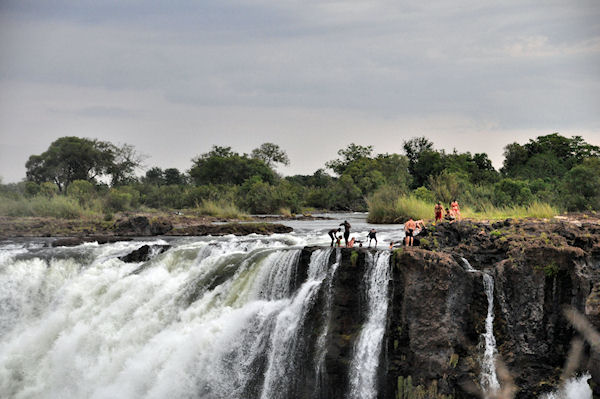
[314,249,342,396]
[0,240,335,399]
[259,248,332,399]
[480,273,500,394]
[347,251,391,399]
[461,257,500,395]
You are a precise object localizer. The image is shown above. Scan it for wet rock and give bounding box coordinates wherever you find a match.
[119,244,171,263]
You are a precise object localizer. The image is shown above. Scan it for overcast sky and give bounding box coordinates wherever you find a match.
[1,0,599,182]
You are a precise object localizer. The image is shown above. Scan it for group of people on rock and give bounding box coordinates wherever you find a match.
[326,200,461,249]
[328,221,378,248]
[434,200,461,224]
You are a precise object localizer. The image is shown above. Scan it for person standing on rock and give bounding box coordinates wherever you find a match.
[328,227,341,247]
[367,228,377,247]
[340,220,351,247]
[404,218,417,246]
[451,199,461,220]
[434,202,444,224]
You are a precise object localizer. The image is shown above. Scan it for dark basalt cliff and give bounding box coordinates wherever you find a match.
[300,220,600,399]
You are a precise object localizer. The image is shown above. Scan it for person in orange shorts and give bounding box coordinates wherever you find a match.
[451,199,460,220]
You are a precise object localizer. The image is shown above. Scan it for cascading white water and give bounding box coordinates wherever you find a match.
[540,374,592,399]
[314,249,342,395]
[259,248,332,399]
[0,239,335,399]
[461,257,500,395]
[347,251,391,399]
[480,273,500,394]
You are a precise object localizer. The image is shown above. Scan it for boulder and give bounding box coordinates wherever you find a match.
[119,244,171,263]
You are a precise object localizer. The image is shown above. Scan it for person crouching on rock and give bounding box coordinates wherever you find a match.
[404,217,417,246]
[340,220,351,247]
[328,227,341,247]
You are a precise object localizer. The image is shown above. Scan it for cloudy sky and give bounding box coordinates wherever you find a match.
[1,0,599,182]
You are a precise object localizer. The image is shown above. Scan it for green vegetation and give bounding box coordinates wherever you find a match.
[535,261,560,277]
[194,200,248,219]
[1,133,599,220]
[350,251,359,267]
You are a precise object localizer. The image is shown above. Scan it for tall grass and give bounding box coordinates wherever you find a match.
[368,194,559,224]
[367,195,433,223]
[461,201,558,220]
[0,196,101,219]
[194,199,248,219]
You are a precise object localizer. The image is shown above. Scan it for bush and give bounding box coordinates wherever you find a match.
[67,180,95,206]
[105,190,132,212]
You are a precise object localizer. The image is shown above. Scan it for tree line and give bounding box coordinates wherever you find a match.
[1,133,599,216]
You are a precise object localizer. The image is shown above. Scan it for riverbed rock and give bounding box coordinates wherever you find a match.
[119,244,171,263]
[113,216,173,236]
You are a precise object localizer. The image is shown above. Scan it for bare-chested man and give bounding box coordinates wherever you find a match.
[404,217,417,246]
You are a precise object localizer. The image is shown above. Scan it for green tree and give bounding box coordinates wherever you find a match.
[251,143,290,168]
[326,143,373,175]
[144,167,164,186]
[25,136,140,192]
[189,146,275,186]
[562,158,600,211]
[164,168,186,185]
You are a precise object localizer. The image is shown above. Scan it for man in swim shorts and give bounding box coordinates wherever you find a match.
[340,220,351,247]
[404,217,417,246]
[367,228,377,247]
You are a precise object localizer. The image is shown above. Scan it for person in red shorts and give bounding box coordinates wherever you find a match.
[434,202,444,224]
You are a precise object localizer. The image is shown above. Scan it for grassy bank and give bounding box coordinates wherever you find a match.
[0,196,102,219]
[368,195,559,223]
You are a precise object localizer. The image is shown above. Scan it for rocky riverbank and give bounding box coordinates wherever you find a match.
[0,214,293,243]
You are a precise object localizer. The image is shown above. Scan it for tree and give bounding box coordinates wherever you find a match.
[326,143,373,175]
[25,136,141,192]
[562,158,600,211]
[251,143,290,168]
[144,167,164,186]
[403,137,434,169]
[164,168,186,185]
[189,146,275,186]
[500,133,600,180]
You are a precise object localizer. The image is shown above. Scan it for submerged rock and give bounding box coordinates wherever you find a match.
[119,244,171,263]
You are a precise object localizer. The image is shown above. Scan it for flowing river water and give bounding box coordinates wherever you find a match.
[0,213,592,398]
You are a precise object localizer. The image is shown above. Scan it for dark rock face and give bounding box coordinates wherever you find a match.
[400,220,600,398]
[385,249,487,399]
[119,244,171,263]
